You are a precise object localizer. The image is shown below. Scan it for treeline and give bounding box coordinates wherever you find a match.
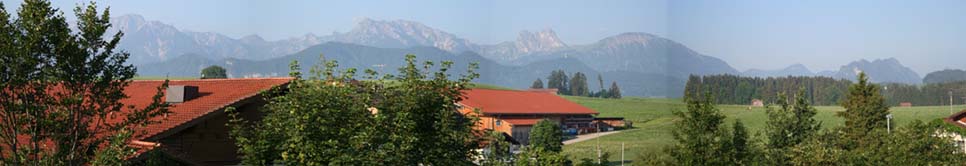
[533,70,621,99]
[881,81,966,106]
[684,75,850,105]
[643,73,966,165]
[687,74,966,106]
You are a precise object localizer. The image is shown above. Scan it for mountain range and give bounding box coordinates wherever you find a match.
[119,14,925,97]
[741,58,922,84]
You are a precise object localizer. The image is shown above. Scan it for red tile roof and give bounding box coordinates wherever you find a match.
[2,78,291,159]
[460,89,598,115]
[124,78,291,140]
[501,118,543,126]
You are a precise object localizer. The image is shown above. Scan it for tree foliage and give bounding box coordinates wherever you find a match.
[480,131,513,166]
[688,74,966,106]
[228,54,480,165]
[608,81,622,99]
[541,70,620,98]
[0,0,169,165]
[685,74,850,106]
[837,72,890,149]
[762,90,821,165]
[569,72,590,96]
[665,93,738,165]
[200,65,227,79]
[547,70,569,95]
[656,73,966,165]
[531,78,544,89]
[513,147,570,166]
[529,119,563,153]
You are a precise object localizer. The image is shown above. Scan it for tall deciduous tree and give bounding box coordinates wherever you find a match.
[200,65,227,79]
[228,54,480,165]
[0,0,169,165]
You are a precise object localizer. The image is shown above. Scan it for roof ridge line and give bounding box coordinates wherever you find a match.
[131,77,295,82]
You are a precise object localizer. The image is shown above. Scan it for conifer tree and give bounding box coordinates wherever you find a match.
[731,120,751,165]
[666,93,733,165]
[837,72,890,149]
[547,70,569,95]
[569,72,589,96]
[531,78,544,89]
[609,81,621,99]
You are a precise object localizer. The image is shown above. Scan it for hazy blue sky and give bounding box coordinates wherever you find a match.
[2,0,966,74]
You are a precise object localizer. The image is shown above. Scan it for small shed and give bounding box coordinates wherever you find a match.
[594,117,629,129]
[751,99,764,107]
[900,102,913,107]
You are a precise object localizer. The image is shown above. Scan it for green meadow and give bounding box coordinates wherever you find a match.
[561,96,966,165]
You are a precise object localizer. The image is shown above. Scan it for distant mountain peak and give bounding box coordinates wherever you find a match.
[515,29,567,53]
[741,63,815,78]
[116,14,147,23]
[337,18,476,52]
[833,58,920,84]
[240,34,265,43]
[597,32,657,46]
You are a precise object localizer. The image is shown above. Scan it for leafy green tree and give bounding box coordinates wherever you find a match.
[0,0,169,165]
[865,120,966,165]
[609,81,621,99]
[786,130,849,165]
[200,65,227,79]
[529,119,563,153]
[228,54,480,165]
[837,72,890,149]
[531,78,544,89]
[784,73,964,165]
[481,131,513,166]
[762,90,820,165]
[514,147,569,166]
[576,152,610,166]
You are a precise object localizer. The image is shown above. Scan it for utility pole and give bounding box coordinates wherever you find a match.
[621,142,625,166]
[886,114,893,134]
[597,121,601,165]
[951,91,955,115]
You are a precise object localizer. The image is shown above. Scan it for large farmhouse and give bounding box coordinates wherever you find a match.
[459,89,599,145]
[122,78,290,165]
[1,78,291,165]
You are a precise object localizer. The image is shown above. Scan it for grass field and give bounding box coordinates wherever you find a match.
[560,96,966,165]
